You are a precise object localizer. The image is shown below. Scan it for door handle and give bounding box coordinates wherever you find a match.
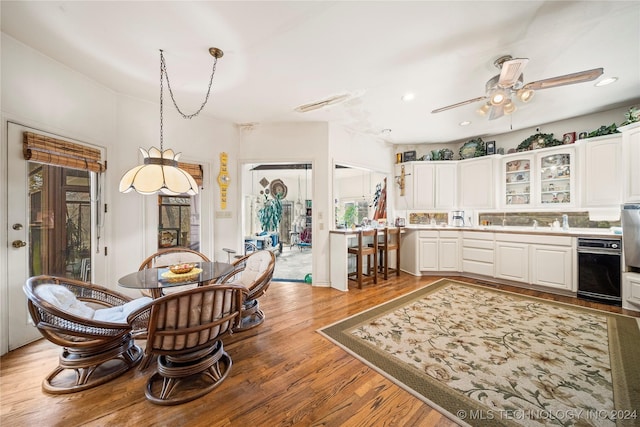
[12,240,27,248]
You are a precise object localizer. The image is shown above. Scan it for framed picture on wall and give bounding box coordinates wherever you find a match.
[486,140,496,155]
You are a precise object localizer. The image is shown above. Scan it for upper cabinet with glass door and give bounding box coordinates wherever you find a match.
[537,147,575,206]
[503,154,533,207]
[501,146,575,208]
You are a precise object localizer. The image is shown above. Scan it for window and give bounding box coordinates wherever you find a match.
[158,195,200,250]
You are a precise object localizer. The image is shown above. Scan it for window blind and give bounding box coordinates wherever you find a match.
[178,162,204,187]
[23,132,105,173]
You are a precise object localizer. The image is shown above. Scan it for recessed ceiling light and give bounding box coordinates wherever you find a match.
[401,93,415,102]
[595,77,618,87]
[459,121,471,126]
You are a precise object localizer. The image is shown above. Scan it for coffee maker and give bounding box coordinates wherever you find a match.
[451,210,465,227]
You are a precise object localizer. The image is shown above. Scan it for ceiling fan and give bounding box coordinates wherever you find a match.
[431,55,603,120]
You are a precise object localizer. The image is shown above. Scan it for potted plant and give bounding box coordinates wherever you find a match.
[342,204,358,228]
[258,193,283,232]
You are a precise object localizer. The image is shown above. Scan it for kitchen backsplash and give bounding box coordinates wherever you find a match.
[478,211,620,229]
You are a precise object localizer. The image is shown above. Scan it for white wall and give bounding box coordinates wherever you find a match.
[328,124,396,220]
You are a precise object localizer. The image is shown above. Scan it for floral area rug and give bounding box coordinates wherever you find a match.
[318,279,640,427]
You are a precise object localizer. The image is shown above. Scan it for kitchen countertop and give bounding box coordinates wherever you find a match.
[401,225,622,238]
[329,227,405,235]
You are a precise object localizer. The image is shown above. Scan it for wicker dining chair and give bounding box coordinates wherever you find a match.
[127,284,246,405]
[138,247,211,296]
[216,250,276,331]
[23,275,152,394]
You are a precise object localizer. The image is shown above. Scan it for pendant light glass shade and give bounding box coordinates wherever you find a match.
[119,48,222,196]
[119,147,198,195]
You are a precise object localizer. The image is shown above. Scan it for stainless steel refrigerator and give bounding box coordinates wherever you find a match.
[622,203,640,269]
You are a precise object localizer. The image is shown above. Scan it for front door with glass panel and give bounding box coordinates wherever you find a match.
[6,123,96,351]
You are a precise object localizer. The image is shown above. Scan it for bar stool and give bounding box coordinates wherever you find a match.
[347,229,378,288]
[378,227,401,280]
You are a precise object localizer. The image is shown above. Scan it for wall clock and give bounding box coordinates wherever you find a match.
[217,152,230,209]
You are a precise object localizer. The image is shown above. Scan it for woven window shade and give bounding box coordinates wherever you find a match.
[178,162,203,187]
[23,132,105,173]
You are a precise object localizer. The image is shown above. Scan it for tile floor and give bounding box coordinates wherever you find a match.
[273,245,312,282]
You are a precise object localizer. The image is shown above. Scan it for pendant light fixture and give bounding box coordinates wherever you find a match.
[119,48,224,195]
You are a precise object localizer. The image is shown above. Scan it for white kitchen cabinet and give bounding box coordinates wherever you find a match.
[500,146,576,208]
[620,122,640,202]
[438,231,460,272]
[435,163,457,209]
[394,163,415,209]
[407,162,457,209]
[502,153,534,208]
[622,272,640,311]
[495,240,529,283]
[418,230,459,272]
[413,163,435,208]
[461,231,494,276]
[580,134,622,207]
[458,157,495,209]
[418,232,439,271]
[530,244,573,291]
[537,146,576,206]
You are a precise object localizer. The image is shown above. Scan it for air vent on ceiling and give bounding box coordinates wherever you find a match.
[294,93,353,113]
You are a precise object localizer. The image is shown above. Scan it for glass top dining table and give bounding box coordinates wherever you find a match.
[118,261,234,298]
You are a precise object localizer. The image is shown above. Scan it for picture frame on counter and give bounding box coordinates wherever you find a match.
[403,150,417,162]
[563,132,576,144]
[486,140,496,155]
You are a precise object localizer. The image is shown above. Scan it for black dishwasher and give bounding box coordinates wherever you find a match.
[577,237,622,306]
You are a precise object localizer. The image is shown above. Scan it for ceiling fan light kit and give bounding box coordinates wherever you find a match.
[517,88,535,103]
[432,54,603,121]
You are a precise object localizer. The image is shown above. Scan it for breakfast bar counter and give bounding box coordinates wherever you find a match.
[330,227,404,291]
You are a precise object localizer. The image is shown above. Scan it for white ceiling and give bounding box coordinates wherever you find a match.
[2,1,639,145]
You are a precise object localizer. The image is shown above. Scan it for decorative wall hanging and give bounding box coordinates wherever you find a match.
[217,152,230,209]
[459,137,486,159]
[269,179,287,199]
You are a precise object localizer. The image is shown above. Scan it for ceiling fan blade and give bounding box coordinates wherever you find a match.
[498,58,529,88]
[431,96,487,114]
[489,104,504,120]
[523,68,603,91]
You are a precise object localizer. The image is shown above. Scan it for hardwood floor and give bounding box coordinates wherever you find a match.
[2,275,638,427]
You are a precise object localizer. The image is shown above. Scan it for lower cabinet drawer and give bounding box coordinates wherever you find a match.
[462,247,493,263]
[462,260,494,276]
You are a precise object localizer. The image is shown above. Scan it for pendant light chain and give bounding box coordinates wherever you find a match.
[160,50,165,151]
[160,50,219,120]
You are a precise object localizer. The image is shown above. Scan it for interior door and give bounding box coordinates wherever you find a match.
[5,123,95,352]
